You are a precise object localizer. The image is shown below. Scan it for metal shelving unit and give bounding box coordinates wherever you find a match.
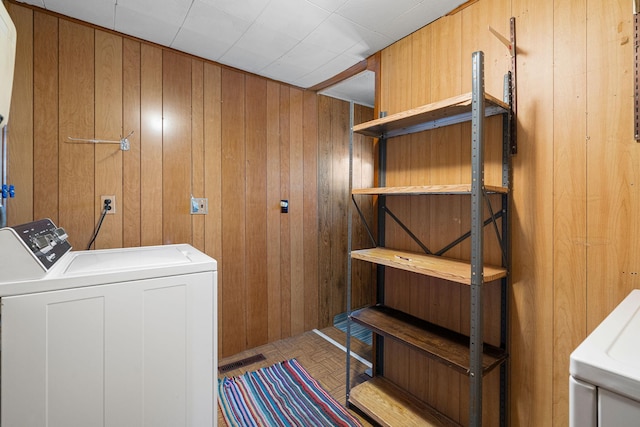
[345,51,514,427]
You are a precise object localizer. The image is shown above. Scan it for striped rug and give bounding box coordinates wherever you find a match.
[218,359,362,427]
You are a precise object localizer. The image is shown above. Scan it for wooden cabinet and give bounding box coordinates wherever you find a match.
[345,51,513,426]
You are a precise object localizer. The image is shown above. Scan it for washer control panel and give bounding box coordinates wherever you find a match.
[9,218,72,271]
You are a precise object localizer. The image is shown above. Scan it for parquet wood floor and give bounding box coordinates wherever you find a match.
[217,326,374,426]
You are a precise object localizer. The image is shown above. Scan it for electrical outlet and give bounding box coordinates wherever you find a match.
[101,195,116,214]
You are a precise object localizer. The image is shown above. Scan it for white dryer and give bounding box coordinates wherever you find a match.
[570,289,640,427]
[0,218,218,427]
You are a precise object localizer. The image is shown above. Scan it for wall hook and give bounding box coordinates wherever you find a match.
[67,130,133,151]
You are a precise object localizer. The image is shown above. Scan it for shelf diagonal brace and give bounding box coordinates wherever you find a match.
[381,205,432,255]
[351,194,378,247]
[434,210,505,257]
[483,189,508,266]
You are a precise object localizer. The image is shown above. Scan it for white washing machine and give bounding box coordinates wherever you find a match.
[0,218,218,427]
[569,289,640,427]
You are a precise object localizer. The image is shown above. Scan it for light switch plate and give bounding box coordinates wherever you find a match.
[190,197,208,215]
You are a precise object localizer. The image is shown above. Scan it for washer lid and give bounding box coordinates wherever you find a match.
[65,245,190,274]
[570,289,640,402]
[0,244,216,297]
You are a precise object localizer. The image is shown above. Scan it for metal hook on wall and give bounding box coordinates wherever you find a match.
[67,130,133,151]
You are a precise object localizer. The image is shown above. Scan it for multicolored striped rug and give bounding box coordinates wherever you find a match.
[218,359,362,427]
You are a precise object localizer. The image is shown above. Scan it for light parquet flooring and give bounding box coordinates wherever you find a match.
[217,326,374,426]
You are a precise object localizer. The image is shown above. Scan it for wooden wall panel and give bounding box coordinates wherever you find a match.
[406,133,432,404]
[350,104,374,310]
[245,75,268,348]
[329,98,349,325]
[460,0,511,96]
[552,0,587,424]
[191,59,205,252]
[279,85,292,337]
[220,68,246,355]
[380,30,428,416]
[430,15,465,423]
[350,104,365,305]
[266,81,282,342]
[6,4,32,223]
[140,44,163,246]
[586,0,637,326]
[509,0,555,425]
[203,61,223,349]
[122,38,141,248]
[380,36,412,116]
[162,51,192,245]
[408,33,432,399]
[303,90,320,331]
[317,95,333,327]
[407,24,436,409]
[350,105,365,313]
[461,0,511,189]
[33,10,58,222]
[410,29,432,107]
[382,135,413,407]
[317,97,376,327]
[94,30,123,249]
[58,20,94,249]
[289,88,305,335]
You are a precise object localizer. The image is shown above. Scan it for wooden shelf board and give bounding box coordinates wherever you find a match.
[349,376,460,427]
[352,92,509,138]
[352,184,508,195]
[350,305,507,375]
[350,247,507,284]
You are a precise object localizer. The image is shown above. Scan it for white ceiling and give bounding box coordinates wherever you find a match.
[17,0,464,102]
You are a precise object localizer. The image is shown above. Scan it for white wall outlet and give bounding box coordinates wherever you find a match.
[191,197,208,215]
[101,195,116,214]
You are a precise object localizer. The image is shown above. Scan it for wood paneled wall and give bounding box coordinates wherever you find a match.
[318,96,375,323]
[378,0,636,425]
[5,3,374,359]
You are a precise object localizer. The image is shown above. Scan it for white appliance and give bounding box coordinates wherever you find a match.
[0,218,218,427]
[569,289,640,427]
